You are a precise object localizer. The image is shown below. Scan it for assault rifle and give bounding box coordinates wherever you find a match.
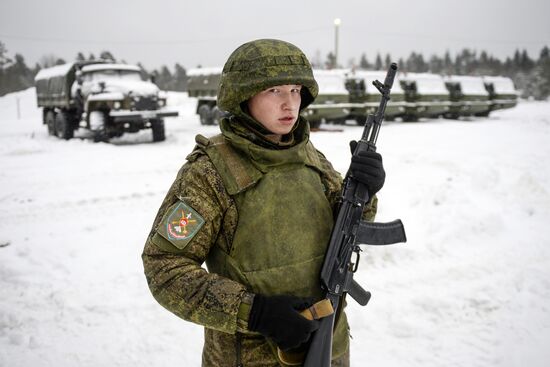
[304,63,407,366]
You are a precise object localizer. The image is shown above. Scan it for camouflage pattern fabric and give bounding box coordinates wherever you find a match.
[217,39,319,118]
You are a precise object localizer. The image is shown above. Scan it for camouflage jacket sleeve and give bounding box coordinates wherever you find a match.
[315,150,378,222]
[142,153,249,334]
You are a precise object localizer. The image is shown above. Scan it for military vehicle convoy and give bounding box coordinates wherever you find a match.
[35,60,178,142]
[443,75,491,119]
[345,70,407,124]
[186,66,518,127]
[186,67,353,128]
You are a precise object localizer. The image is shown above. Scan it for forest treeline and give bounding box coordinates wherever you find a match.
[1,40,549,100]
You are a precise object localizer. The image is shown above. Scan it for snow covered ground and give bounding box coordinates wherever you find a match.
[1,88,549,367]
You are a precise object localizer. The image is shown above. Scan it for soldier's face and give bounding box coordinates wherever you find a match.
[248,84,302,136]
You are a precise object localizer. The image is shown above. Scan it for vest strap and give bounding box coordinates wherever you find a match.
[195,134,262,195]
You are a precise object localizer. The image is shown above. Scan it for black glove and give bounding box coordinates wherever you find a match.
[349,140,386,197]
[248,294,319,351]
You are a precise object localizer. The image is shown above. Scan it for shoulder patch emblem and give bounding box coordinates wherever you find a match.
[158,201,205,249]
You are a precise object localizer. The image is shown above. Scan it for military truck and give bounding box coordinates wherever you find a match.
[398,72,451,121]
[443,75,491,119]
[481,76,518,115]
[301,69,353,127]
[186,67,353,128]
[345,70,407,124]
[186,67,224,125]
[35,60,178,142]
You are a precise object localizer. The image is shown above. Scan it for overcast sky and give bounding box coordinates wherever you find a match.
[1,0,549,71]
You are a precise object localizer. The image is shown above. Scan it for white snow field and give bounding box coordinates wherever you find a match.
[1,88,549,367]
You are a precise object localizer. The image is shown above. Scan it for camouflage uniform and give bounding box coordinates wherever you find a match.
[142,39,377,367]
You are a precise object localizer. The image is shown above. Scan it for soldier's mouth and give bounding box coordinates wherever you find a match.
[279,116,295,123]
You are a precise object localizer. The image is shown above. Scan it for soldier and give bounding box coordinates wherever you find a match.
[142,39,385,367]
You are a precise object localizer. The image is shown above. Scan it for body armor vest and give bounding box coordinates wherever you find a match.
[195,131,349,362]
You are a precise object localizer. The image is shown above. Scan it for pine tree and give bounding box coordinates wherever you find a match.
[100,51,115,62]
[159,65,173,90]
[374,53,383,70]
[359,53,370,69]
[0,41,12,69]
[76,52,86,62]
[137,62,150,81]
[530,46,550,100]
[174,63,187,91]
[428,55,444,74]
[325,52,337,69]
[384,54,392,69]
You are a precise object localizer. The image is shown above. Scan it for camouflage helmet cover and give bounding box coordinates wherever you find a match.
[217,39,319,116]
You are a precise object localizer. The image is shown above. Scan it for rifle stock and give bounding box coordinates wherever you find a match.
[301,63,406,367]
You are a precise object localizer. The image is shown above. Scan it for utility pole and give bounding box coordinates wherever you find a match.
[334,18,341,68]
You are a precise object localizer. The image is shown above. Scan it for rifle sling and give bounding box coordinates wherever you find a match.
[277,299,334,366]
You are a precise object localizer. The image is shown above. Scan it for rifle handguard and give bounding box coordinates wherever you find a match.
[277,299,334,365]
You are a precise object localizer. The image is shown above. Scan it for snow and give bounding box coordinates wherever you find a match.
[483,76,519,94]
[399,72,449,94]
[187,67,223,76]
[1,88,550,367]
[350,70,406,94]
[313,69,350,95]
[34,63,74,81]
[444,75,489,95]
[80,63,141,73]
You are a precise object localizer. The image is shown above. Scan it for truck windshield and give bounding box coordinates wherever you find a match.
[83,70,143,82]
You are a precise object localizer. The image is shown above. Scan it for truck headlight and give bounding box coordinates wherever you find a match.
[114,101,121,109]
[157,99,166,107]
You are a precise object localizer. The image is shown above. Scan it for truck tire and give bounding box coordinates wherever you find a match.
[211,106,223,125]
[309,119,321,129]
[45,110,56,136]
[54,111,74,140]
[402,114,418,122]
[151,119,166,142]
[198,104,213,125]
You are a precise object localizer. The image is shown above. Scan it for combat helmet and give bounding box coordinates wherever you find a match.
[217,39,318,117]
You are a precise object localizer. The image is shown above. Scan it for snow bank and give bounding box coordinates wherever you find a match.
[1,88,550,367]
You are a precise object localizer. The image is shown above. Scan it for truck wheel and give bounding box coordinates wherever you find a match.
[198,105,213,125]
[45,110,56,136]
[151,119,166,142]
[402,114,418,122]
[332,118,346,125]
[309,119,321,129]
[211,106,223,125]
[54,111,74,140]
